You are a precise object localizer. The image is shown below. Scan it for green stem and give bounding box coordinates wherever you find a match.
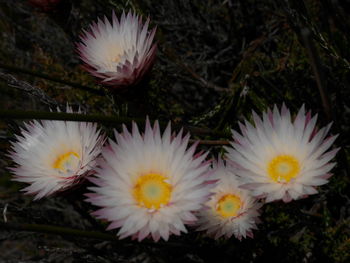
[0,64,105,96]
[0,109,134,126]
[0,109,230,138]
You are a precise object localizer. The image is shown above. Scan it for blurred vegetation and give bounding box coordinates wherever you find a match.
[0,0,350,262]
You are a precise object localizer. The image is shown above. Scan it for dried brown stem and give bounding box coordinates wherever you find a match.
[301,28,332,121]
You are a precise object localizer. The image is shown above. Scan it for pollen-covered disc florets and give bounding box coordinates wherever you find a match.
[77,10,157,88]
[196,159,261,240]
[8,107,105,200]
[225,104,339,203]
[86,119,214,241]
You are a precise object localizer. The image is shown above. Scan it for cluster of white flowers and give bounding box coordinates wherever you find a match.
[8,10,338,243]
[8,104,337,241]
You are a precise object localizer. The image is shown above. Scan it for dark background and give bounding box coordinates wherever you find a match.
[0,0,350,262]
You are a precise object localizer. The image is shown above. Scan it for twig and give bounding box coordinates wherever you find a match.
[283,1,350,70]
[301,28,332,121]
[0,72,58,106]
[0,64,105,96]
[2,204,8,223]
[0,109,231,138]
[163,47,229,93]
[229,34,267,84]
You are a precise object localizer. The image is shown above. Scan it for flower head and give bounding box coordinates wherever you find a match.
[225,104,338,203]
[196,159,261,240]
[86,119,214,241]
[8,107,105,200]
[77,10,157,88]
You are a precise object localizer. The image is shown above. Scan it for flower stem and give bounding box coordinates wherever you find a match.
[0,109,230,138]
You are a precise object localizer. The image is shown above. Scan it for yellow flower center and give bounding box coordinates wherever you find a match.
[109,45,122,64]
[267,155,300,183]
[216,194,243,218]
[112,55,121,63]
[53,151,80,172]
[133,173,172,209]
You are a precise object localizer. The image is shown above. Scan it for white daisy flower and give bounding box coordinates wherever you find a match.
[8,107,105,200]
[86,119,214,242]
[225,104,339,203]
[77,10,157,88]
[196,158,262,240]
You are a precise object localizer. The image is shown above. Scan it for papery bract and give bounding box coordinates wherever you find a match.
[196,158,261,240]
[225,104,338,203]
[77,11,157,89]
[86,119,214,241]
[8,107,105,200]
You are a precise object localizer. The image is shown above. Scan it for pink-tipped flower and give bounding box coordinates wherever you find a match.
[86,119,214,242]
[8,107,105,200]
[225,104,339,203]
[196,158,262,240]
[77,10,157,89]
